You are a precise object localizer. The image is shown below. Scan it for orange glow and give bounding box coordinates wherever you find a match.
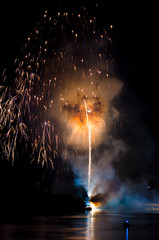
[90,200,102,208]
[68,101,106,148]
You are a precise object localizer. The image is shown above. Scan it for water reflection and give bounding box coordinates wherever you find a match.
[125,227,129,240]
[1,210,159,239]
[86,209,124,240]
[86,209,97,239]
[87,208,112,240]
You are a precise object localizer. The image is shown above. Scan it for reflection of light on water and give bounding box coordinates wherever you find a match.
[87,208,102,240]
[87,212,94,239]
[126,228,129,240]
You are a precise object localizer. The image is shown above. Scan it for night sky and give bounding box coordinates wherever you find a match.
[0,1,158,211]
[1,2,156,109]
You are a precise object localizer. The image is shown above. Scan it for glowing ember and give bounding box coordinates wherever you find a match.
[0,4,123,198]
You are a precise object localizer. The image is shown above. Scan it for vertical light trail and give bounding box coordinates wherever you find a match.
[84,100,92,196]
[88,124,92,196]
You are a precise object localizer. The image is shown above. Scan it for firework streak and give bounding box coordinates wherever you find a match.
[1,6,123,194]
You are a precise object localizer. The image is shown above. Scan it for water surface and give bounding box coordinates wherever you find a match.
[1,210,159,240]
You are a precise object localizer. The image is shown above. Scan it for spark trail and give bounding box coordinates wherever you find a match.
[1,4,124,201]
[88,124,92,196]
[84,100,92,196]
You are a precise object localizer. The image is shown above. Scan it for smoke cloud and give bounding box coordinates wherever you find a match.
[4,3,157,211]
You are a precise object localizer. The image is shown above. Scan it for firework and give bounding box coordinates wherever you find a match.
[1,4,123,196]
[0,86,28,165]
[84,101,92,196]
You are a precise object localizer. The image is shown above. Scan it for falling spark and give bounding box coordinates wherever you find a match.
[0,4,123,201]
[84,100,92,195]
[88,124,92,196]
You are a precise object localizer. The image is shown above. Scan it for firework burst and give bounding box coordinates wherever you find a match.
[1,4,123,196]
